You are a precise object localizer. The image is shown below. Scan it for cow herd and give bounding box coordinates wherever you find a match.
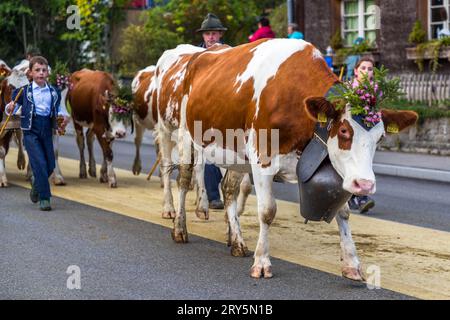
[0,39,418,281]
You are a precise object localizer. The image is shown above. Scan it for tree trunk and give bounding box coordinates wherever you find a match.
[22,15,27,55]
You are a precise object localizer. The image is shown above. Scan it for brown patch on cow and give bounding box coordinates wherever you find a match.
[252,44,338,159]
[159,39,339,167]
[133,70,154,120]
[68,69,116,128]
[381,109,418,132]
[329,119,354,150]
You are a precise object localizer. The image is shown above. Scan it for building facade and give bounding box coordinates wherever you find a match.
[294,0,450,73]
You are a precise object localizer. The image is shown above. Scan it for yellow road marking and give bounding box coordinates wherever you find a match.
[4,148,450,299]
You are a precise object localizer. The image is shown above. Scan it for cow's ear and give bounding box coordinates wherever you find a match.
[381,109,418,134]
[304,96,339,122]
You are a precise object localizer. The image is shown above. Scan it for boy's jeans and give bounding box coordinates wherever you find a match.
[23,115,55,200]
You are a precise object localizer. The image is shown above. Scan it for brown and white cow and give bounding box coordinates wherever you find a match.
[0,62,27,187]
[68,69,131,188]
[153,40,418,280]
[131,65,158,176]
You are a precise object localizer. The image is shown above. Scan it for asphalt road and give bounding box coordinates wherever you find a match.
[2,134,446,299]
[56,135,450,232]
[0,185,411,300]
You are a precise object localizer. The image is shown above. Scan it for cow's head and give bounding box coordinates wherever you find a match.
[305,97,418,195]
[104,90,133,139]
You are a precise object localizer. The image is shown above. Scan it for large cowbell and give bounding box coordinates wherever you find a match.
[296,123,351,223]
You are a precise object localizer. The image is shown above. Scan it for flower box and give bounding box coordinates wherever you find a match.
[405,46,450,61]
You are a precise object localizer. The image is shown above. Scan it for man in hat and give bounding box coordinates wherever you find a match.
[197,13,227,49]
[195,13,228,209]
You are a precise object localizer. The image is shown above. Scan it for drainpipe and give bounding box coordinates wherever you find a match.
[287,0,294,24]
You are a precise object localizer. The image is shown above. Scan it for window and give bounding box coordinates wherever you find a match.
[429,0,450,39]
[342,0,378,47]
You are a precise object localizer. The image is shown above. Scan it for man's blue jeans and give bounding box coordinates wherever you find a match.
[23,115,55,200]
[204,163,222,202]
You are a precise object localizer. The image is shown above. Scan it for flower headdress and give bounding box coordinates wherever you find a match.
[327,66,404,127]
[110,97,133,124]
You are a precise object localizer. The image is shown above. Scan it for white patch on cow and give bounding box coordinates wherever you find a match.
[327,106,384,194]
[74,120,93,128]
[155,45,204,117]
[0,59,11,71]
[169,62,188,92]
[131,65,156,94]
[234,39,310,119]
[7,61,29,88]
[201,47,233,55]
[0,156,7,186]
[312,48,323,60]
[108,107,128,138]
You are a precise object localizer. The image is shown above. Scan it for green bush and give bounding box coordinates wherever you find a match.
[268,2,287,38]
[408,20,426,45]
[388,99,450,123]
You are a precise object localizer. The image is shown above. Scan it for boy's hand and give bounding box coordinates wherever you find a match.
[57,115,70,135]
[5,102,14,114]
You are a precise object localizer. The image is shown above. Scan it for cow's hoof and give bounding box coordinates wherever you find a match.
[89,168,96,178]
[17,159,26,170]
[109,181,117,188]
[171,229,188,243]
[195,209,209,220]
[0,181,8,188]
[53,179,66,186]
[250,266,263,278]
[132,162,141,176]
[99,175,108,183]
[342,266,366,282]
[162,211,176,219]
[79,172,87,179]
[230,242,248,257]
[263,266,273,278]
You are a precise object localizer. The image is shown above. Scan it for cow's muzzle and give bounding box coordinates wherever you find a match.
[114,130,126,139]
[350,179,375,195]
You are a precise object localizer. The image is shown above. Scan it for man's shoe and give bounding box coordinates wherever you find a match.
[39,199,52,211]
[30,178,39,203]
[348,196,360,211]
[209,199,224,210]
[358,196,375,213]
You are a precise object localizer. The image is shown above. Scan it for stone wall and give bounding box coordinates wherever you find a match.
[379,118,450,156]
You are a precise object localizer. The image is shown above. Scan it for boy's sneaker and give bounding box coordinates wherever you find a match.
[39,199,52,211]
[30,177,39,203]
[209,199,224,210]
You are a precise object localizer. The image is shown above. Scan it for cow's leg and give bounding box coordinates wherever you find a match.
[171,128,193,243]
[75,123,87,179]
[95,131,116,188]
[336,205,366,282]
[250,168,276,279]
[0,132,12,187]
[86,128,96,178]
[132,122,144,175]
[221,170,248,257]
[51,133,66,185]
[14,130,26,170]
[237,173,252,216]
[193,161,209,220]
[158,128,176,219]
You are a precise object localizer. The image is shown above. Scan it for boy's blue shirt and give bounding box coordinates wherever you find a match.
[11,82,61,130]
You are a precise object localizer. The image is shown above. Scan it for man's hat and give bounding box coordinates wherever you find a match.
[196,13,227,33]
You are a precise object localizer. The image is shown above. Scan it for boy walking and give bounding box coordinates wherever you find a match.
[6,56,69,210]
